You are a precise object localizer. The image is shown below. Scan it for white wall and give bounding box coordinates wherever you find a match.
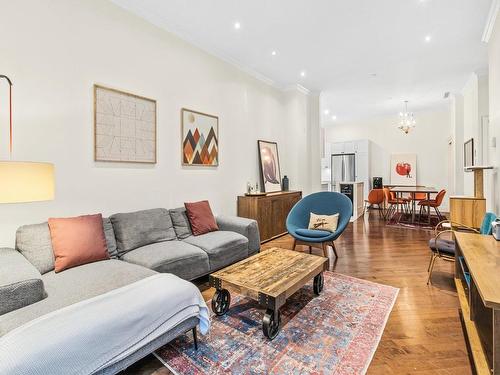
[488,13,500,214]
[461,75,479,196]
[324,106,452,209]
[460,73,490,196]
[450,94,464,195]
[0,0,319,246]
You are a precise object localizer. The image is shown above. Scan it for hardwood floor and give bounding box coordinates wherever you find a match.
[123,212,471,375]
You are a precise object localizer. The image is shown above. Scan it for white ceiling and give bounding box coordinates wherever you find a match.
[111,0,492,123]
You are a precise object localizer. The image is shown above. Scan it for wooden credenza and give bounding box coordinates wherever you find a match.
[237,191,302,243]
[455,232,500,374]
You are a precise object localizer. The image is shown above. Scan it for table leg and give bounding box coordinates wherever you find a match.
[211,288,231,316]
[313,272,324,295]
[427,193,431,224]
[263,308,281,340]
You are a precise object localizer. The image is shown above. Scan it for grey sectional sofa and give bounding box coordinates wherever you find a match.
[0,207,260,374]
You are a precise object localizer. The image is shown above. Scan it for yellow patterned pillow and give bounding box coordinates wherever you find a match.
[308,213,339,232]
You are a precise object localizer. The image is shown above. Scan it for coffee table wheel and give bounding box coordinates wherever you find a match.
[212,288,230,316]
[262,309,281,340]
[313,272,324,295]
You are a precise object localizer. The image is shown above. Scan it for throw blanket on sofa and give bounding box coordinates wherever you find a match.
[0,274,209,375]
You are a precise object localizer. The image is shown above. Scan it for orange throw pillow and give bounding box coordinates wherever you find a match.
[184,200,219,236]
[48,214,109,273]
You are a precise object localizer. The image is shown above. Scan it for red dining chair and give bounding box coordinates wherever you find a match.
[383,188,409,221]
[409,192,427,215]
[418,189,446,223]
[364,189,385,216]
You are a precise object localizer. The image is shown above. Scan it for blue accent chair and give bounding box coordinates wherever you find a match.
[286,192,353,258]
[427,212,497,284]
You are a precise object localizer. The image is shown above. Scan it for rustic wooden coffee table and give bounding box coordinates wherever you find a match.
[209,247,328,339]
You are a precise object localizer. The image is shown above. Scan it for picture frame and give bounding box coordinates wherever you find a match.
[464,138,474,167]
[94,84,157,163]
[390,153,417,186]
[181,108,219,166]
[258,140,282,193]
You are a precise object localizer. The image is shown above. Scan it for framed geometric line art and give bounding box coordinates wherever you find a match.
[94,84,156,163]
[181,108,218,166]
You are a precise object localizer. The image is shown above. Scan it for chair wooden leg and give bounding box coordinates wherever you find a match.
[331,241,338,258]
[321,242,327,257]
[427,254,437,285]
[292,238,297,251]
[308,245,312,254]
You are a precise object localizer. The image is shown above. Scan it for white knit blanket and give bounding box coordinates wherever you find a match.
[0,273,209,375]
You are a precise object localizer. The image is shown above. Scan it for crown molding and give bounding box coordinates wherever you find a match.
[283,84,311,95]
[482,0,499,43]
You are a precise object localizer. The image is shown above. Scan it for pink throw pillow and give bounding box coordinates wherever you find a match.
[184,200,219,236]
[48,214,109,273]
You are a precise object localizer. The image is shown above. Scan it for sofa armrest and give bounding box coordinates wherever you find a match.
[0,248,45,316]
[216,216,260,254]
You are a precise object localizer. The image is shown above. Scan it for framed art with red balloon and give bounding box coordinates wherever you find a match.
[258,140,282,193]
[390,153,417,186]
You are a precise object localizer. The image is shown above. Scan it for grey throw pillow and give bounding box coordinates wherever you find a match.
[110,208,176,255]
[169,207,192,239]
[102,217,118,259]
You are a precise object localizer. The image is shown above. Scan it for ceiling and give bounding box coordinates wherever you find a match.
[111,0,492,123]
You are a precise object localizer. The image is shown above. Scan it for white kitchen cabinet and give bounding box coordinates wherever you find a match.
[343,142,355,153]
[325,139,371,199]
[331,142,344,154]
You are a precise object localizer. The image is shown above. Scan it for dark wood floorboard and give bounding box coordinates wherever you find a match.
[122,212,470,375]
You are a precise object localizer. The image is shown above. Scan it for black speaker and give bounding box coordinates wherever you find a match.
[373,177,383,189]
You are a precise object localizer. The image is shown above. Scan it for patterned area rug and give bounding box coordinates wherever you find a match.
[156,272,398,375]
[385,211,446,230]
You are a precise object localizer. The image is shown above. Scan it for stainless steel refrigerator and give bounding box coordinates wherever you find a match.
[331,153,356,191]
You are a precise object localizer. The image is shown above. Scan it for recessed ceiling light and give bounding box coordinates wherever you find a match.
[271,50,277,56]
[234,22,241,30]
[324,109,330,115]
[300,71,306,77]
[331,115,337,121]
[425,35,432,42]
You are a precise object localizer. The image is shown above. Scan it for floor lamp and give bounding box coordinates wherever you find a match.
[0,75,54,204]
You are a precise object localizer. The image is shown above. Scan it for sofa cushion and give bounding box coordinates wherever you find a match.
[0,248,46,316]
[110,208,176,255]
[0,259,156,335]
[16,219,119,274]
[16,223,55,275]
[169,207,192,239]
[120,241,210,281]
[183,231,248,270]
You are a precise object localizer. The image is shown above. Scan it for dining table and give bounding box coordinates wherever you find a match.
[390,186,439,223]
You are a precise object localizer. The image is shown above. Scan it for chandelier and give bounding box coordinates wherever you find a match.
[397,100,416,134]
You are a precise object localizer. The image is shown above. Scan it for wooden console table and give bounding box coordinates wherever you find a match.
[237,191,302,242]
[455,232,500,374]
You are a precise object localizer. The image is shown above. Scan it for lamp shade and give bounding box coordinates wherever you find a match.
[0,161,55,203]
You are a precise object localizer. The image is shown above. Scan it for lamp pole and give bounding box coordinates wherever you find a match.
[0,75,13,157]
